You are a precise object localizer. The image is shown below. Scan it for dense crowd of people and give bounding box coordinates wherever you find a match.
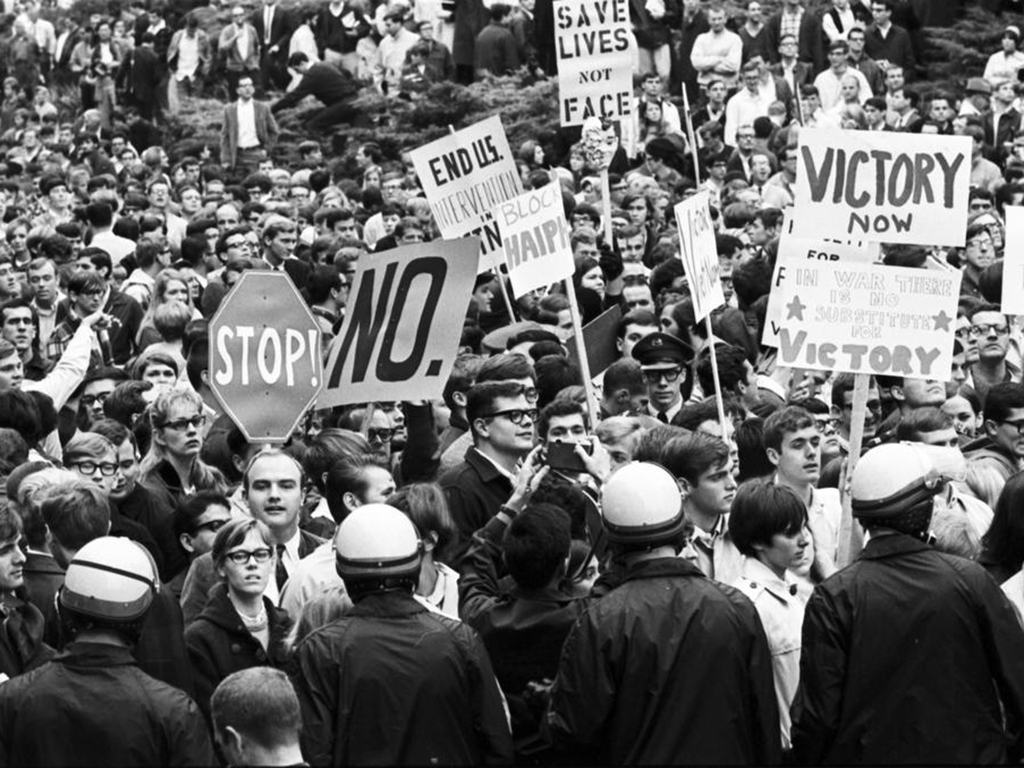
[3,0,1024,765]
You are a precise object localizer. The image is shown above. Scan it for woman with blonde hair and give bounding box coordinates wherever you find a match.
[136,268,201,350]
[139,388,226,510]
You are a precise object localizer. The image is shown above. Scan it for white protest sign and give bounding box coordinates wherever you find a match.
[674,191,724,322]
[1002,206,1024,313]
[320,238,480,407]
[792,128,972,246]
[495,182,574,298]
[778,262,961,380]
[762,232,878,347]
[409,117,523,273]
[554,0,633,127]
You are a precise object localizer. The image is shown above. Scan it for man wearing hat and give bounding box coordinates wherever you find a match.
[631,331,694,424]
[960,77,993,118]
[985,25,1024,85]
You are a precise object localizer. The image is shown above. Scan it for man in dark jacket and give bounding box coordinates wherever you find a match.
[473,4,520,80]
[964,380,1024,509]
[791,442,1024,764]
[272,53,361,132]
[292,504,513,765]
[0,534,214,765]
[546,462,780,764]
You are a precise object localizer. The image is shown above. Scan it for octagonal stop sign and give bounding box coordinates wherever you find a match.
[209,271,323,443]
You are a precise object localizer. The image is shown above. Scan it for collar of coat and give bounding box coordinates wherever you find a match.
[56,640,137,667]
[348,590,429,618]
[858,531,931,560]
[622,556,707,583]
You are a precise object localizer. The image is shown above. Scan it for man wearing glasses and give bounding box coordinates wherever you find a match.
[441,380,536,565]
[631,331,694,424]
[967,304,1019,404]
[966,382,1024,509]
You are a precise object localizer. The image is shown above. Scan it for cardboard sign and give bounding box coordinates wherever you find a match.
[495,182,574,298]
[409,116,523,273]
[792,128,972,246]
[320,238,480,407]
[674,191,724,322]
[565,304,622,379]
[1002,206,1024,313]
[554,0,633,126]
[763,232,878,347]
[778,262,961,380]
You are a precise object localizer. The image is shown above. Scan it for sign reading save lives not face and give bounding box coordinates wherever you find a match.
[320,238,479,407]
[792,128,972,247]
[409,116,523,273]
[778,262,961,380]
[554,0,633,126]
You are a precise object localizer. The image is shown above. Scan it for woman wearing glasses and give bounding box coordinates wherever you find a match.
[139,389,227,515]
[185,518,293,721]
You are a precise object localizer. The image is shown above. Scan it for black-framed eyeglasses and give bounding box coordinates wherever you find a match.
[367,427,396,442]
[842,399,881,411]
[998,418,1024,434]
[80,392,110,408]
[814,416,838,434]
[70,460,119,476]
[970,323,1009,336]
[623,274,648,287]
[483,408,538,425]
[225,547,273,565]
[643,367,682,383]
[194,518,228,535]
[160,414,207,431]
[522,387,539,404]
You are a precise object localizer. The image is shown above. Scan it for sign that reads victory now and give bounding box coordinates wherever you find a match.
[792,128,971,246]
[554,0,633,126]
[674,191,724,322]
[409,116,523,273]
[778,262,961,380]
[495,182,574,297]
[320,238,479,407]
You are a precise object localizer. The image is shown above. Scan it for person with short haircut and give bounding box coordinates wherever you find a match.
[601,358,647,417]
[473,4,519,79]
[729,481,810,750]
[0,503,53,679]
[212,667,305,767]
[965,382,1024,509]
[272,52,361,131]
[220,74,279,173]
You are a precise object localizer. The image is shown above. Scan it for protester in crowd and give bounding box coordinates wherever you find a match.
[211,667,305,767]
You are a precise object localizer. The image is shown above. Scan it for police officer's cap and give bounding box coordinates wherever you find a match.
[631,332,694,369]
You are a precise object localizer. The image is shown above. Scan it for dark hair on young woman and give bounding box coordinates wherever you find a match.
[980,472,1024,584]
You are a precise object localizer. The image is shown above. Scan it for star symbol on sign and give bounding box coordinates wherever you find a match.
[786,295,806,321]
[932,310,952,332]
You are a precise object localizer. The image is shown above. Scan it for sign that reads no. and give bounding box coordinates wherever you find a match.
[554,0,633,126]
[674,191,724,322]
[320,237,480,407]
[209,271,323,442]
[409,116,523,273]
[792,128,972,246]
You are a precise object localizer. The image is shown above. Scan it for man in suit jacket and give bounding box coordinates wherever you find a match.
[131,33,163,122]
[261,214,310,289]
[218,6,260,99]
[252,0,292,94]
[53,18,82,88]
[220,75,279,174]
[763,0,824,75]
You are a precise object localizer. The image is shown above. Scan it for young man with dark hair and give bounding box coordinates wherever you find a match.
[695,344,760,416]
[965,382,1024,508]
[601,358,647,417]
[615,308,658,360]
[729,481,809,751]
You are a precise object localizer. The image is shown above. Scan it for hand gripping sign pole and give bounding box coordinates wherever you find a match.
[837,374,868,567]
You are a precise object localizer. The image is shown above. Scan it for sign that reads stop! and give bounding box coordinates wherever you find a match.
[209,271,323,443]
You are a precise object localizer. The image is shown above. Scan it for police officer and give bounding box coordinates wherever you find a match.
[0,536,214,766]
[630,331,694,423]
[546,462,780,764]
[291,504,512,765]
[791,442,1024,764]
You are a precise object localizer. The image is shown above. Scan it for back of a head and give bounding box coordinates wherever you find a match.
[41,480,111,553]
[211,667,302,756]
[502,504,571,589]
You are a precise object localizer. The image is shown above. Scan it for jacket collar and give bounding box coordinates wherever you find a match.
[858,531,932,560]
[57,640,137,667]
[622,555,707,583]
[349,590,428,618]
[465,446,514,485]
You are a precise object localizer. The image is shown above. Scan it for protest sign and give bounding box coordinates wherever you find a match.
[763,233,878,347]
[565,305,622,379]
[554,0,633,126]
[674,191,724,322]
[495,182,574,297]
[320,238,479,407]
[778,262,961,380]
[209,272,323,443]
[792,128,972,246]
[1002,206,1024,313]
[409,116,523,273]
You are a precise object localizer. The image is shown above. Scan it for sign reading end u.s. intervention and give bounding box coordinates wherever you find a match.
[554,0,633,126]
[778,261,961,380]
[792,128,971,246]
[409,117,523,273]
[320,238,479,407]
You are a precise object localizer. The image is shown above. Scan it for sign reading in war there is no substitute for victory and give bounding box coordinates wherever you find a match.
[554,0,633,127]
[792,128,972,246]
[778,261,961,380]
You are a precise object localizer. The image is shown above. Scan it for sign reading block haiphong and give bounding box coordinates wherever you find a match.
[792,128,972,247]
[778,262,961,380]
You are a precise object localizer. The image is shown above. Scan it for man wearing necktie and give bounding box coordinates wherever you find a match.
[253,0,291,93]
[631,331,694,424]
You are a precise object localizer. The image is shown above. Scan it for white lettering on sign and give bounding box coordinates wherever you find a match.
[215,327,320,387]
